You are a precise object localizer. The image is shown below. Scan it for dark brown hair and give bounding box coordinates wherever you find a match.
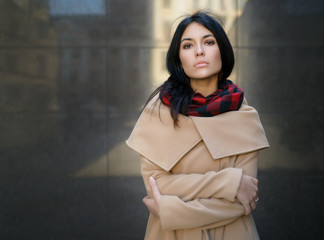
[145,11,234,125]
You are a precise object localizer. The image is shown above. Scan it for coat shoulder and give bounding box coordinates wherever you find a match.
[126,96,201,171]
[191,100,269,159]
[126,97,269,170]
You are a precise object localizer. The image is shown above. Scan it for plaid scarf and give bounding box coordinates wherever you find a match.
[160,80,244,117]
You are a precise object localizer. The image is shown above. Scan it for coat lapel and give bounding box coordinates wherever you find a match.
[126,96,201,171]
[191,100,269,160]
[126,97,269,171]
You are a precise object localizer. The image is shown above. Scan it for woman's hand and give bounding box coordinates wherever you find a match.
[236,175,259,215]
[143,174,259,217]
[143,176,161,218]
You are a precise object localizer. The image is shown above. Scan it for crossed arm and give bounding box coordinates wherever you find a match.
[141,151,259,230]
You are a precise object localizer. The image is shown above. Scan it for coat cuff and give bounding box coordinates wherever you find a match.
[220,168,243,202]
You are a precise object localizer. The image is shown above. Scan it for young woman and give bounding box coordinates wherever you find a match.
[127,11,269,240]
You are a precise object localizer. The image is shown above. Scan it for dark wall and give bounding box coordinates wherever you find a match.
[0,0,323,239]
[237,1,324,239]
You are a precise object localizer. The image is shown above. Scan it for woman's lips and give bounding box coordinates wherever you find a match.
[194,61,208,68]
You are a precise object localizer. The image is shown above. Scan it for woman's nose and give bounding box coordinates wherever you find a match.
[196,45,205,56]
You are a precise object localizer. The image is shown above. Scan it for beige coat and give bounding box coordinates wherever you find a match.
[126,96,269,240]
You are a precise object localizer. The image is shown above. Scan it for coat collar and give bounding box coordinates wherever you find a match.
[126,96,201,171]
[191,101,269,160]
[126,96,269,171]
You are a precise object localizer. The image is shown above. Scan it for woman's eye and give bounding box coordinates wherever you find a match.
[183,43,192,49]
[205,40,215,45]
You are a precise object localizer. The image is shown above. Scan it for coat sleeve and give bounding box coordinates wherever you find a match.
[143,151,259,230]
[141,155,243,202]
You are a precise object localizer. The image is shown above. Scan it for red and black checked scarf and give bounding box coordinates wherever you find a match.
[160,80,244,117]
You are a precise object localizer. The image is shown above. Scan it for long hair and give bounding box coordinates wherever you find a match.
[145,11,234,125]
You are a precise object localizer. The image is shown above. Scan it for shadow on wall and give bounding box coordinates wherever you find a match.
[237,0,324,171]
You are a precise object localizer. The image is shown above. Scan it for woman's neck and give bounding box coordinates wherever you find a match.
[190,75,218,96]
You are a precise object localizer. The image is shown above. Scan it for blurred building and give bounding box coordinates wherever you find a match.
[0,0,59,149]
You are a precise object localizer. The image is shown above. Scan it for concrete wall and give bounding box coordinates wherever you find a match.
[0,0,323,239]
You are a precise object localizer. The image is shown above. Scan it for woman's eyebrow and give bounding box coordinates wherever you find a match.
[181,34,214,42]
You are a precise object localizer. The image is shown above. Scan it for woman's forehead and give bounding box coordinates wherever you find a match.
[181,22,213,39]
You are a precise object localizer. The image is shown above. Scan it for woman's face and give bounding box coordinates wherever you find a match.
[179,22,222,81]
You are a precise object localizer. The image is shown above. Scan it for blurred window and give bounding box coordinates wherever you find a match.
[49,0,106,16]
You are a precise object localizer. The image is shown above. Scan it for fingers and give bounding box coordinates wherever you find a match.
[142,196,149,206]
[245,188,260,215]
[237,175,260,215]
[242,199,253,215]
[250,200,257,211]
[252,177,258,186]
[142,196,153,209]
[142,196,160,217]
[149,176,161,202]
[242,197,259,215]
[244,203,252,215]
[143,178,161,218]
